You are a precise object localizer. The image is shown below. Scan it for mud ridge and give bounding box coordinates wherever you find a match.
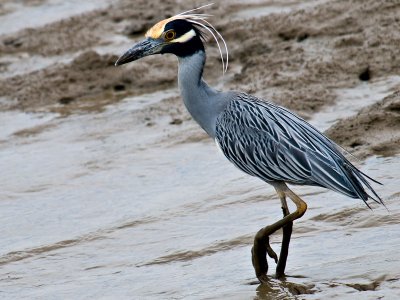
[141,234,253,266]
[326,90,400,158]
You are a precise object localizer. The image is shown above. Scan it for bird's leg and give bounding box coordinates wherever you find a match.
[275,189,293,278]
[252,183,307,283]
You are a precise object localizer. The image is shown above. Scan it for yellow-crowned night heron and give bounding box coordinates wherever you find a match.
[115,5,383,282]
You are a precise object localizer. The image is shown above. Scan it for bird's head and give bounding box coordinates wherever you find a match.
[115,4,228,72]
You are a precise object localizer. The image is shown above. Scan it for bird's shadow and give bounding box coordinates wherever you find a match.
[247,275,316,300]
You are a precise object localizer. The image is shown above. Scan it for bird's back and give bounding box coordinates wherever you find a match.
[215,92,382,206]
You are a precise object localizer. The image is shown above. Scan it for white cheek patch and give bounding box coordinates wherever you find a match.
[171,29,196,43]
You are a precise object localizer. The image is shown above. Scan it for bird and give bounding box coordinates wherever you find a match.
[115,4,383,282]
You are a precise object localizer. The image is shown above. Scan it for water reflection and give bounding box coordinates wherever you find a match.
[254,277,314,300]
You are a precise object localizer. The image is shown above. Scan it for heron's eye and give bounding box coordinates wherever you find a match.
[164,30,176,41]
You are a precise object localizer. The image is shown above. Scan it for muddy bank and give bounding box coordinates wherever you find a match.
[0,0,177,56]
[0,51,177,113]
[0,0,182,113]
[326,90,400,158]
[1,0,400,120]
[224,0,400,116]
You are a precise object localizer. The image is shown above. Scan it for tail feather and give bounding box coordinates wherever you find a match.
[357,169,383,185]
[343,163,384,208]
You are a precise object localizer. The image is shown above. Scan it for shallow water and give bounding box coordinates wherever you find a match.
[1,75,400,299]
[0,0,110,35]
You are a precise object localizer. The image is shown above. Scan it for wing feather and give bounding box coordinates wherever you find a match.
[215,93,382,205]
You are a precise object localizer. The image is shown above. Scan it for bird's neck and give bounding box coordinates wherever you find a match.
[177,50,227,137]
[178,50,209,95]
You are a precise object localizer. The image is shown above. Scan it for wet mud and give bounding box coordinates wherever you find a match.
[326,90,400,159]
[1,0,400,299]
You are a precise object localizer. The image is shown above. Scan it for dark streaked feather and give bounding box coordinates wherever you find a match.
[215,93,383,206]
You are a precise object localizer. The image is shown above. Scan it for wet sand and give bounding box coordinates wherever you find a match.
[1,0,400,299]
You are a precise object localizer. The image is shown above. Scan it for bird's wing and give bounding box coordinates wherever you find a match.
[215,93,381,203]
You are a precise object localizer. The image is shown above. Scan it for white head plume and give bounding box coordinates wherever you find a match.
[176,3,229,74]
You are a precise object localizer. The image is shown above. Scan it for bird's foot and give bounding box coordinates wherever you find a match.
[252,227,278,283]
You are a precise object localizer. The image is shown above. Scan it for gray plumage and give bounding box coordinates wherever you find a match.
[114,9,383,208]
[178,52,233,137]
[215,93,381,205]
[178,51,381,207]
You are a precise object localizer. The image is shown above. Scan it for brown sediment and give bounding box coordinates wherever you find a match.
[345,275,388,292]
[0,214,160,267]
[0,235,103,267]
[0,0,178,57]
[223,0,400,116]
[0,51,176,113]
[326,90,400,158]
[12,123,55,137]
[141,234,253,266]
[0,0,399,123]
[255,279,316,296]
